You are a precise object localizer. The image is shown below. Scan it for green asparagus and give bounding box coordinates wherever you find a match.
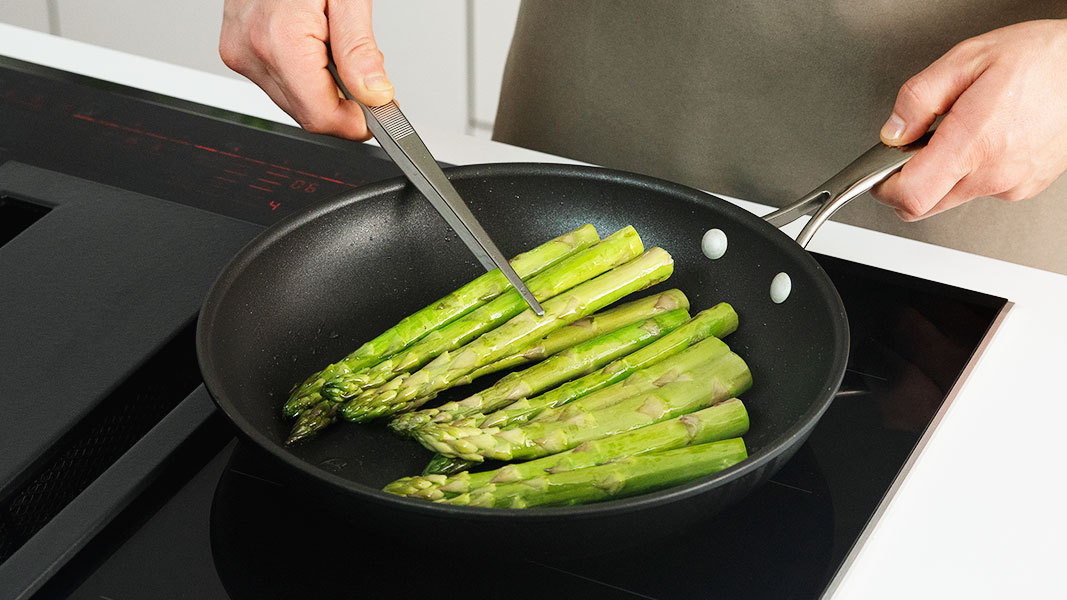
[414,348,752,462]
[420,454,473,477]
[385,399,749,499]
[425,309,691,419]
[418,310,742,475]
[387,292,691,437]
[321,226,644,402]
[443,438,749,508]
[340,247,676,423]
[533,336,736,423]
[475,305,739,430]
[453,289,689,387]
[285,227,646,444]
[282,224,599,417]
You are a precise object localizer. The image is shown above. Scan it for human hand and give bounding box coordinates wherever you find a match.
[872,19,1067,221]
[219,0,394,140]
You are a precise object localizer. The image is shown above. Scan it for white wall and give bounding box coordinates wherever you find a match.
[0,1,51,31]
[0,0,519,138]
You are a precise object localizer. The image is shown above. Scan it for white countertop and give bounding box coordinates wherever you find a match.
[6,23,1066,600]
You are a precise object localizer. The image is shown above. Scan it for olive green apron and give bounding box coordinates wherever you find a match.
[494,1,1067,274]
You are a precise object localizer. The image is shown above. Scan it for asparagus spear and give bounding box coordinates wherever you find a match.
[340,247,676,423]
[533,336,737,423]
[474,304,739,430]
[414,348,751,462]
[443,438,749,508]
[420,454,473,477]
[385,399,749,499]
[387,293,690,437]
[320,226,644,403]
[285,228,646,444]
[417,305,741,475]
[454,289,689,387]
[414,309,692,420]
[282,224,598,417]
[383,309,688,427]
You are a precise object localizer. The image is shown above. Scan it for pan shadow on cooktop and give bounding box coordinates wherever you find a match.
[209,441,834,600]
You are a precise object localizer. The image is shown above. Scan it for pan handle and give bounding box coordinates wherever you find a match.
[762,131,933,248]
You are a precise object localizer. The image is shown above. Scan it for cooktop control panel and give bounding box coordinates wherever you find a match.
[0,57,400,225]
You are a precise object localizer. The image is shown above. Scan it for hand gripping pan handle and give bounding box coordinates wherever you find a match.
[763,131,933,247]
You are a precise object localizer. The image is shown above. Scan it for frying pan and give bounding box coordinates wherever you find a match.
[196,136,926,555]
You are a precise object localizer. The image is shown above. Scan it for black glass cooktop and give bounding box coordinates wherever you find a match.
[0,56,1008,599]
[36,252,1006,600]
[0,56,399,225]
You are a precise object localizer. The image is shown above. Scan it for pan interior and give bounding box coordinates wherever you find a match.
[199,164,846,496]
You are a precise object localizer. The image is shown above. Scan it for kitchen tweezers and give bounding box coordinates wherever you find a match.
[326,60,544,316]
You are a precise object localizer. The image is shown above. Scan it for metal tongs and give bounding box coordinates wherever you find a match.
[326,58,544,316]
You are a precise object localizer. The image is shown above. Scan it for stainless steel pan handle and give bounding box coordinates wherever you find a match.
[763,131,932,247]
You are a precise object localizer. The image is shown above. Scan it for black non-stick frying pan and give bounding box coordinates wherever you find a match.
[196,138,925,555]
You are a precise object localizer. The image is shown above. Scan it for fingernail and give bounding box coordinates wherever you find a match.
[880,113,906,143]
[364,73,393,92]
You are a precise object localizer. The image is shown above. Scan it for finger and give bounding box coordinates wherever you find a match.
[888,152,1053,221]
[255,9,372,139]
[327,0,395,107]
[248,68,373,141]
[880,38,990,146]
[890,156,1031,221]
[891,175,976,222]
[266,63,372,140]
[872,119,977,217]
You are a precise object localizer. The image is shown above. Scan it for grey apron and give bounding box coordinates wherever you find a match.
[494,1,1067,274]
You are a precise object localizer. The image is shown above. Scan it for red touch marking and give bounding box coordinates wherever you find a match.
[248,184,274,193]
[70,113,359,187]
[293,169,344,185]
[266,170,291,178]
[257,178,281,186]
[224,169,247,177]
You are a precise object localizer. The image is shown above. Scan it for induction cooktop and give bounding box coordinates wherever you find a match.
[0,55,1009,600]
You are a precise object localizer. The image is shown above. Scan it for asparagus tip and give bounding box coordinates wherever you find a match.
[320,382,344,402]
[285,415,331,445]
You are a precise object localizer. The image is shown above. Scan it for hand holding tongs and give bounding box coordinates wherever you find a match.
[325,57,545,316]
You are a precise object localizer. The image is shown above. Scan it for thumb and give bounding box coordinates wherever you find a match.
[327,0,394,107]
[880,39,988,146]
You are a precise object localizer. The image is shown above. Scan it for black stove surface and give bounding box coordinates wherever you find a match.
[39,253,1002,600]
[0,56,1008,599]
[0,56,400,225]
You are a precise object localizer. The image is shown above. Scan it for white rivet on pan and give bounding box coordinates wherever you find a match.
[701,228,728,259]
[770,272,792,304]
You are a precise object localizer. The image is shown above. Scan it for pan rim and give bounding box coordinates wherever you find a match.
[196,161,849,520]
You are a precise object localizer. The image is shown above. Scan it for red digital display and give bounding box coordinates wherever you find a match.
[0,60,401,226]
